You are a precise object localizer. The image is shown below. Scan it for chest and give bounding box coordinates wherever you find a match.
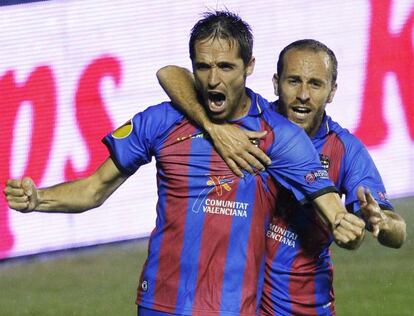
[313,133,345,184]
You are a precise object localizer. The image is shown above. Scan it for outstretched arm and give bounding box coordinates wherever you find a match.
[4,157,127,213]
[157,65,271,176]
[357,186,406,248]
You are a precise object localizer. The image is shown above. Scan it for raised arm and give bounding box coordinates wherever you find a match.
[157,65,271,176]
[357,186,406,248]
[4,157,127,213]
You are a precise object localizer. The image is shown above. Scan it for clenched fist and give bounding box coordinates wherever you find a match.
[3,177,38,212]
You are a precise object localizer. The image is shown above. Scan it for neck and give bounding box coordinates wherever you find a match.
[230,91,251,120]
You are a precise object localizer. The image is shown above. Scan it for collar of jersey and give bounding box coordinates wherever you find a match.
[246,87,269,116]
[312,113,331,139]
[226,88,268,122]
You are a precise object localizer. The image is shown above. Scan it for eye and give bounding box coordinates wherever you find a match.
[218,63,234,71]
[310,80,323,88]
[288,78,300,85]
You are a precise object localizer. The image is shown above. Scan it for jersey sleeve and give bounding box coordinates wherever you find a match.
[267,125,337,203]
[102,102,182,176]
[340,134,393,212]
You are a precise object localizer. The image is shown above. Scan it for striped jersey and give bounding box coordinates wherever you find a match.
[261,101,394,316]
[103,89,337,316]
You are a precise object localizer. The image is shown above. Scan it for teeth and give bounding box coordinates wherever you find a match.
[293,107,310,113]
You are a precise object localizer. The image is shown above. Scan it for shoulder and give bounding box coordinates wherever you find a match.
[327,117,366,152]
[262,107,304,137]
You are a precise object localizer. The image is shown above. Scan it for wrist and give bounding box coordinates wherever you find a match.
[203,121,221,139]
[202,120,215,133]
[33,189,42,211]
[379,214,390,234]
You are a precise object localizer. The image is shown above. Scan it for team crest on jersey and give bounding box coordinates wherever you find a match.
[191,176,249,218]
[112,120,133,139]
[305,169,329,184]
[319,154,330,170]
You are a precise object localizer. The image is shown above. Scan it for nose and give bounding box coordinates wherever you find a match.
[208,67,220,89]
[297,84,310,104]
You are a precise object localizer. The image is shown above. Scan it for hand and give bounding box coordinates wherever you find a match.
[357,186,387,237]
[3,177,38,212]
[332,212,366,249]
[207,123,271,177]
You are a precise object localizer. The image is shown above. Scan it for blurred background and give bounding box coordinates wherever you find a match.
[0,0,413,315]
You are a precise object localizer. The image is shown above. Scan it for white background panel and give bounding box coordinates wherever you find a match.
[0,0,413,259]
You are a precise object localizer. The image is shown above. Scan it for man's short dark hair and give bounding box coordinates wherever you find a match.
[189,10,254,65]
[277,39,338,84]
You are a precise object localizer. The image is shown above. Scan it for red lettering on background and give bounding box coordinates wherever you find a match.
[64,56,120,180]
[0,67,57,258]
[354,0,414,145]
[1,56,121,259]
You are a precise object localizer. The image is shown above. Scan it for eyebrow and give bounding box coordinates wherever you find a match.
[287,75,326,84]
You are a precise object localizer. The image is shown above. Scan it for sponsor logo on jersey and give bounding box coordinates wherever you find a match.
[378,191,389,201]
[111,119,133,139]
[191,176,249,218]
[304,169,329,184]
[176,132,205,142]
[266,222,298,248]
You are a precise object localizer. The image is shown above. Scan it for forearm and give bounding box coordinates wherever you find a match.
[377,210,406,248]
[36,178,105,213]
[313,192,346,230]
[35,158,126,213]
[157,65,214,131]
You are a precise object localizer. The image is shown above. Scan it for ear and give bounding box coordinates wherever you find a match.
[327,82,337,103]
[246,57,256,76]
[272,74,279,96]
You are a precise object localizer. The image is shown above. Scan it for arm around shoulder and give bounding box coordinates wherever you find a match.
[156,65,270,176]
[156,65,212,129]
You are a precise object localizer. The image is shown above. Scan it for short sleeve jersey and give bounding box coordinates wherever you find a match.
[261,102,393,316]
[103,90,337,316]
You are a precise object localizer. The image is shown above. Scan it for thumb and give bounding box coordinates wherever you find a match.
[244,130,267,139]
[357,186,367,207]
[372,223,380,238]
[21,177,34,196]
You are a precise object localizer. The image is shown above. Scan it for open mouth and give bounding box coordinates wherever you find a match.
[292,106,311,114]
[290,106,311,120]
[207,91,226,113]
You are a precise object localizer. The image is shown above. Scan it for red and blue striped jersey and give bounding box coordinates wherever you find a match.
[103,90,337,316]
[261,102,393,316]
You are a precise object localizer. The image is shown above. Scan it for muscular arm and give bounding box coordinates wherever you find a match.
[157,65,271,176]
[357,187,406,248]
[4,157,127,213]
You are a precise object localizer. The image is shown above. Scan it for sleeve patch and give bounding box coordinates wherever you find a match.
[112,120,133,139]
